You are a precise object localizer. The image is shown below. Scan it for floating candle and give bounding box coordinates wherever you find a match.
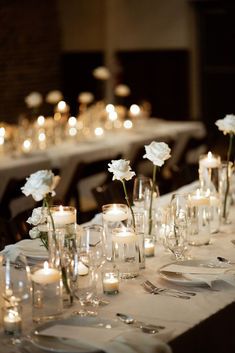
[199,151,220,168]
[52,205,76,225]
[187,189,210,207]
[112,228,138,244]
[31,262,60,285]
[103,205,128,222]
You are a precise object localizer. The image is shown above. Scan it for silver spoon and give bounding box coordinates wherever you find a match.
[116,313,165,333]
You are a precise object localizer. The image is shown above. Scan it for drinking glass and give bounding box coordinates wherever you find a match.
[1,254,31,306]
[73,248,98,315]
[164,194,188,260]
[81,225,106,270]
[133,176,152,209]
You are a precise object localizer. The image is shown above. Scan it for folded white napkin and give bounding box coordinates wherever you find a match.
[161,263,235,287]
[1,239,48,264]
[39,324,172,353]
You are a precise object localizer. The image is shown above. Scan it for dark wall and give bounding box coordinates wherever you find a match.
[0,0,61,123]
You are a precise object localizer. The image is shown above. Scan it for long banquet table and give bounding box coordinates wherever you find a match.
[0,119,205,216]
[1,181,235,353]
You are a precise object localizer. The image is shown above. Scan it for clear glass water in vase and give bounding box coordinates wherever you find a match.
[48,206,77,307]
[219,161,233,224]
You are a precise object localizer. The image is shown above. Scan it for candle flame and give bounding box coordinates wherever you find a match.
[44,261,49,271]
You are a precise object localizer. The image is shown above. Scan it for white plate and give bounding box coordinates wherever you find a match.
[29,317,125,353]
[159,259,230,286]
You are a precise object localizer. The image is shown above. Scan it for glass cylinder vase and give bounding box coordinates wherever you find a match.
[219,161,233,224]
[48,206,77,307]
[199,152,221,193]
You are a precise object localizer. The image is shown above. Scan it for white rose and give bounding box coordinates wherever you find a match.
[29,226,40,239]
[78,92,94,104]
[92,66,110,80]
[215,114,235,135]
[46,90,63,104]
[143,141,171,167]
[25,91,43,108]
[21,170,60,201]
[114,84,131,97]
[108,159,135,181]
[27,207,47,226]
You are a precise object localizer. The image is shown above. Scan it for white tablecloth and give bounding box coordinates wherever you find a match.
[1,179,235,353]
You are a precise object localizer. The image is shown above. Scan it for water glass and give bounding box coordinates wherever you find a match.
[133,176,152,209]
[187,190,211,245]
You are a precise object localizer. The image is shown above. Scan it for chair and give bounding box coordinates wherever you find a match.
[92,179,134,212]
[10,209,32,243]
[0,217,15,251]
[62,154,122,223]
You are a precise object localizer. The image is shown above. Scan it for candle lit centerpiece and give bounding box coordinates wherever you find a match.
[102,270,119,295]
[112,227,139,279]
[48,206,77,307]
[144,237,155,257]
[2,305,22,336]
[102,204,128,261]
[199,152,221,193]
[187,189,211,246]
[31,261,63,323]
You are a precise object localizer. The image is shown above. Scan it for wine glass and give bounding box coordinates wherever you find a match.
[1,254,31,306]
[0,254,31,345]
[164,194,189,260]
[133,176,152,209]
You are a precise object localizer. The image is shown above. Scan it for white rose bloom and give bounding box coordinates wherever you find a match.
[46,90,63,104]
[114,84,131,97]
[78,92,94,104]
[25,91,43,108]
[21,170,60,201]
[215,114,235,135]
[27,207,47,226]
[108,159,135,181]
[92,66,110,80]
[143,141,171,167]
[29,226,40,239]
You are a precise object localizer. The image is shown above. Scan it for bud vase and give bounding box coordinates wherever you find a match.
[219,161,233,224]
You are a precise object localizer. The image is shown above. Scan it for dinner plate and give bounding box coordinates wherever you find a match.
[159,259,230,286]
[29,316,126,353]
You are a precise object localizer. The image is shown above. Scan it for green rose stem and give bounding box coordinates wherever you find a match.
[121,180,135,230]
[148,164,157,235]
[44,196,73,304]
[223,133,234,219]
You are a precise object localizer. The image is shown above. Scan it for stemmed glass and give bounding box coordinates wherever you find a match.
[73,224,107,314]
[133,176,152,209]
[0,254,31,345]
[164,194,189,261]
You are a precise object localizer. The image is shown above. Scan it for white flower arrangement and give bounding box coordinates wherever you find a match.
[92,66,110,80]
[143,141,171,234]
[24,91,43,108]
[45,90,63,105]
[215,114,235,135]
[21,170,60,202]
[108,159,136,228]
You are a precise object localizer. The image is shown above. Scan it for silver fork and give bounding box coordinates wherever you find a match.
[142,282,191,299]
[144,280,196,296]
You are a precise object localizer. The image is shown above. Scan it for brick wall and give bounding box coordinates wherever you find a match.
[0,0,61,123]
